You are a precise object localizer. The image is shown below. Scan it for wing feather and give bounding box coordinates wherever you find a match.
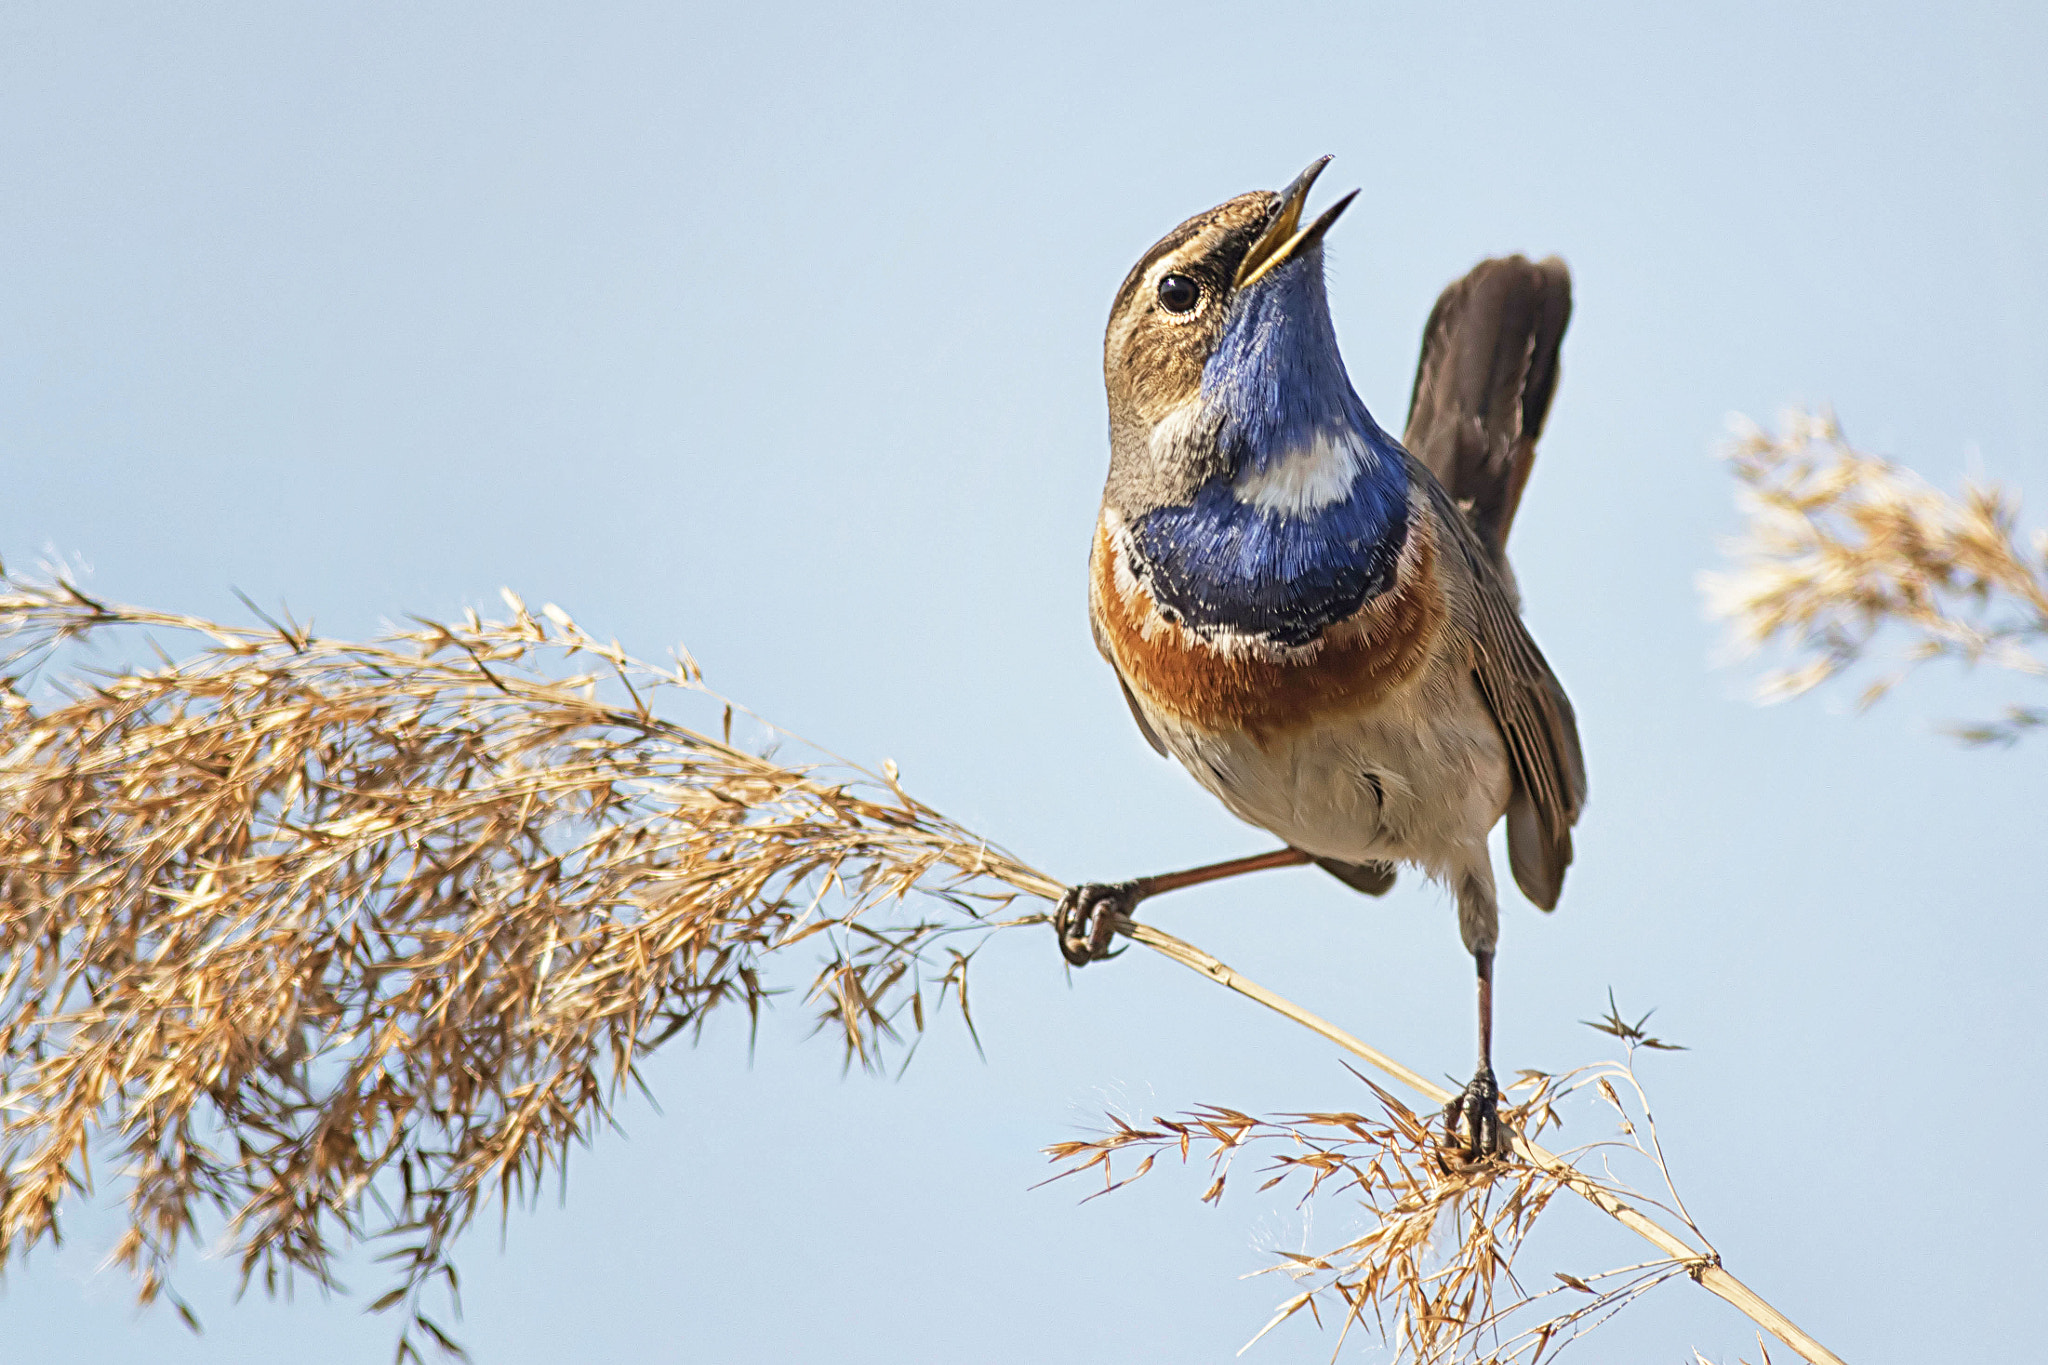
[1092,589,1170,756]
[1427,479,1587,909]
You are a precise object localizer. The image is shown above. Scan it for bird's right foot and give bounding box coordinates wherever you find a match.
[1052,882,1138,966]
[1443,1065,1506,1160]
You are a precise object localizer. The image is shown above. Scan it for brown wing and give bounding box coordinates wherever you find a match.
[1402,256,1572,568]
[1091,595,1169,756]
[1472,544,1586,908]
[1116,675,1168,756]
[1417,477,1587,908]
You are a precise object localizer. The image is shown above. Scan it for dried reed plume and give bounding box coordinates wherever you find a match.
[0,574,1843,1364]
[1055,924,1843,1365]
[1045,1056,1702,1364]
[0,574,1058,1359]
[1705,408,2048,744]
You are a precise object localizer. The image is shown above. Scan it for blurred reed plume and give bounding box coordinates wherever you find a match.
[1705,407,2048,744]
[1047,1042,1712,1364]
[0,574,1058,1359]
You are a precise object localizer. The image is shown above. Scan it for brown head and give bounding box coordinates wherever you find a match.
[1100,158,1360,518]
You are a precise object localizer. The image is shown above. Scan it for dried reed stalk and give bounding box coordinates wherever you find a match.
[0,574,1842,1363]
[1705,408,2048,743]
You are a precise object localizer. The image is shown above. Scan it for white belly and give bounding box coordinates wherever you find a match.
[1144,665,1512,886]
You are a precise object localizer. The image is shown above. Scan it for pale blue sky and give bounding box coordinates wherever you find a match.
[4,4,2045,1361]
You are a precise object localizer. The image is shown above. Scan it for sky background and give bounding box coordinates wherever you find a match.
[4,3,2045,1362]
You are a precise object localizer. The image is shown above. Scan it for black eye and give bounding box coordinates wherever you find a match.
[1156,273,1200,313]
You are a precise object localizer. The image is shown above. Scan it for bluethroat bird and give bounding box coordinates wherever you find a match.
[1054,157,1586,1157]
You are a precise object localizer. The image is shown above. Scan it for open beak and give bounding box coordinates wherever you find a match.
[1233,156,1360,291]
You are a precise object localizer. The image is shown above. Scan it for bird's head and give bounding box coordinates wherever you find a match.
[1101,157,1374,521]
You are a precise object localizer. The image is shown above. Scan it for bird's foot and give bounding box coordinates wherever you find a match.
[1053,882,1139,966]
[1443,1065,1506,1160]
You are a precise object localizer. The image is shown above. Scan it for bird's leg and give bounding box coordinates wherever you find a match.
[1445,949,1505,1158]
[1053,848,1312,966]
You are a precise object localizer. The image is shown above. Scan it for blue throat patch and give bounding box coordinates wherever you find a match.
[1131,252,1410,648]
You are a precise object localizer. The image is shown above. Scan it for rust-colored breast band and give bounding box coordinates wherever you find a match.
[1091,514,1446,742]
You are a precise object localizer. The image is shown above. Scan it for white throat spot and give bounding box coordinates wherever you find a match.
[1232,428,1366,515]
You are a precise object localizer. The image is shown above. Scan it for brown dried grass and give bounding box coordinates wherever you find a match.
[1045,1048,1712,1365]
[0,573,1841,1364]
[0,575,1058,1358]
[1705,407,2048,743]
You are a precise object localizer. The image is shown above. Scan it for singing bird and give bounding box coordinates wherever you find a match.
[1056,158,1586,1155]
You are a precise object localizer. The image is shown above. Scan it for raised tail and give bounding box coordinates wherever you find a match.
[1401,255,1572,572]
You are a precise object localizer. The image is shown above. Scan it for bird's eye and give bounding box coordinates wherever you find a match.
[1156,273,1200,313]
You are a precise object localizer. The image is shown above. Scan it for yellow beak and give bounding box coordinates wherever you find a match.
[1234,156,1360,291]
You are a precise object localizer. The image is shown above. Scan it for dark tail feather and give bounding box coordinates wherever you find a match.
[1401,256,1572,566]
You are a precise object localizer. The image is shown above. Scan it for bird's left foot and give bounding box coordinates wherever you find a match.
[1444,1065,1506,1160]
[1052,882,1138,966]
